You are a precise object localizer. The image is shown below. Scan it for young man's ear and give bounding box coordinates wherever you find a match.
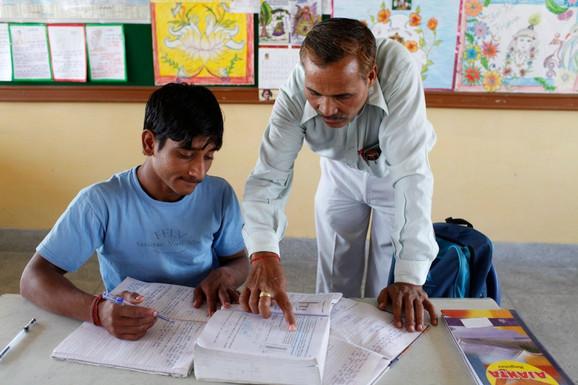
[142,130,156,156]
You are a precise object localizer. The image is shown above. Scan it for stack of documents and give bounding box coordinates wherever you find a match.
[194,292,342,385]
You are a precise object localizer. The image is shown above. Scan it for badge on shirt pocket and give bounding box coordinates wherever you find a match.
[358,143,381,161]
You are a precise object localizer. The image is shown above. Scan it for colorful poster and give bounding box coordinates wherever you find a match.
[333,0,461,90]
[455,0,578,93]
[290,0,321,45]
[152,1,254,85]
[259,0,291,45]
[259,0,320,46]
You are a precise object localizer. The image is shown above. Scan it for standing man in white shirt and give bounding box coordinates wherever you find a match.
[241,18,439,332]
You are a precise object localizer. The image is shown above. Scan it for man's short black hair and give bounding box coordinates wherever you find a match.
[144,83,223,151]
[300,18,376,78]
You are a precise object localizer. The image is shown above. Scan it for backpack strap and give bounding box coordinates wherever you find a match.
[445,217,473,228]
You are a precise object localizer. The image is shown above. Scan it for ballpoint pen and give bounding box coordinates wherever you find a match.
[0,318,37,361]
[102,292,173,322]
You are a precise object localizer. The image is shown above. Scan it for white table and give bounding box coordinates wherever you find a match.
[0,294,498,385]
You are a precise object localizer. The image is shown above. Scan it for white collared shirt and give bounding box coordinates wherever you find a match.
[242,39,438,285]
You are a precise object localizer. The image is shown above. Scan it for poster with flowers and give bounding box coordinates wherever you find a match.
[151,1,254,85]
[456,0,578,93]
[333,0,461,90]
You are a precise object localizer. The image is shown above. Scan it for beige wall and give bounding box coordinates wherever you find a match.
[1,102,577,243]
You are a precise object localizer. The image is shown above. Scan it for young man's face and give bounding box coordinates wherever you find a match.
[142,131,216,201]
[303,54,376,128]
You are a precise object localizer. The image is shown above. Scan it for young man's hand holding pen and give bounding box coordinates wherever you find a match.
[98,291,168,341]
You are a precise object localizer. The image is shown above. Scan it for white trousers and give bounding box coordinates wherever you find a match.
[315,158,395,298]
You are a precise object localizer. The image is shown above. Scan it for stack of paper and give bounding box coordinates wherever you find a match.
[194,292,342,385]
[51,277,209,377]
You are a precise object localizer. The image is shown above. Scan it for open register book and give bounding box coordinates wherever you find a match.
[51,277,209,377]
[195,296,426,385]
[442,309,575,385]
[194,292,342,385]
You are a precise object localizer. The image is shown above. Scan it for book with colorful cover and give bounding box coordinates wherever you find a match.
[442,309,574,385]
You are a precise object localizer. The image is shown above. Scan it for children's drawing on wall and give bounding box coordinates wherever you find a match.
[259,0,291,45]
[258,0,319,46]
[151,1,254,85]
[544,22,578,91]
[456,0,578,93]
[504,19,540,78]
[333,0,461,90]
[290,0,321,45]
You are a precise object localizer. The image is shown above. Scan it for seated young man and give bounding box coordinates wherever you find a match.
[20,83,248,341]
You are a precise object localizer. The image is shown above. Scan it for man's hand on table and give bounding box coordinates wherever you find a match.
[377,282,438,332]
[193,266,240,316]
[240,252,296,331]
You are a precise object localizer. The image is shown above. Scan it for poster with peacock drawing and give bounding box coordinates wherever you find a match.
[152,1,254,85]
[456,0,578,93]
[333,0,461,90]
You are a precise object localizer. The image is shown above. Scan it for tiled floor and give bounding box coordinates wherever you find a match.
[2,229,577,383]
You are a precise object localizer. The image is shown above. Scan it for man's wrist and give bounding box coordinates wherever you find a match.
[90,294,105,326]
[250,252,280,264]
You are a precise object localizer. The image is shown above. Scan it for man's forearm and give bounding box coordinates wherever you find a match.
[20,253,94,322]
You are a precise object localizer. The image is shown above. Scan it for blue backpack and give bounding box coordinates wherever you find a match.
[388,217,500,304]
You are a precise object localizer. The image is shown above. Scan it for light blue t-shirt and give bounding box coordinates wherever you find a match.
[37,167,245,291]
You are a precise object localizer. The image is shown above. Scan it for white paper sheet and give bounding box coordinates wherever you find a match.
[330,298,424,360]
[52,277,208,377]
[197,309,329,358]
[0,23,11,81]
[85,24,126,81]
[47,24,86,82]
[52,318,205,377]
[0,1,150,24]
[323,336,390,385]
[9,24,52,80]
[322,0,332,14]
[229,0,260,13]
[272,292,342,316]
[112,277,209,322]
[258,47,300,89]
